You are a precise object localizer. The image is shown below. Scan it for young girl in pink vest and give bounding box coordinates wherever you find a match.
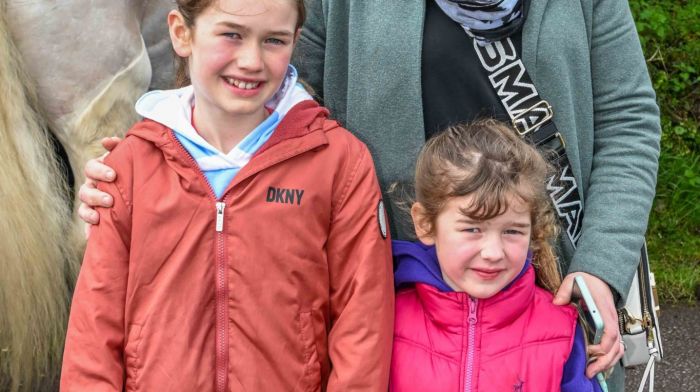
[390,120,602,392]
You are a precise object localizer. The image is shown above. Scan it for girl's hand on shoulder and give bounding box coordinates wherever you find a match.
[78,137,121,238]
[553,272,624,378]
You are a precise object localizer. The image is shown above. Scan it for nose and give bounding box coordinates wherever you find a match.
[237,41,264,72]
[480,234,505,262]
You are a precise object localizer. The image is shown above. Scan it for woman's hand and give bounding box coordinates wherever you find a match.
[554,272,624,378]
[78,137,121,238]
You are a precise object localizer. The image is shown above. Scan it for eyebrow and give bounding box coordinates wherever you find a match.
[216,21,294,37]
[456,218,479,224]
[456,218,531,228]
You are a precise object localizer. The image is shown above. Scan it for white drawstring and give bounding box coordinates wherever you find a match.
[636,347,659,392]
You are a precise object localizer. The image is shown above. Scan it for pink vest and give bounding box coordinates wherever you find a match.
[390,267,578,392]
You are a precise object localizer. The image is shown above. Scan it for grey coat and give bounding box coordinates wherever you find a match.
[292,0,661,304]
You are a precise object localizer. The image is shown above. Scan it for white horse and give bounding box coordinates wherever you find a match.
[0,1,174,390]
[5,0,176,176]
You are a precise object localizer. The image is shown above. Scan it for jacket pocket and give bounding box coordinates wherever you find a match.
[294,311,322,392]
[124,324,143,392]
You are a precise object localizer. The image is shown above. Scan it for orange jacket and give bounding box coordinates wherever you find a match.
[61,101,394,391]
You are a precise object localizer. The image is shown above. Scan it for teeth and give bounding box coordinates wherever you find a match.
[225,77,260,90]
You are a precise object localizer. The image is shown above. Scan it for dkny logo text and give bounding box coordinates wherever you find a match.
[266,187,304,206]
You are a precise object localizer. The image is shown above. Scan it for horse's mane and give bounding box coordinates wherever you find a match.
[0,4,82,390]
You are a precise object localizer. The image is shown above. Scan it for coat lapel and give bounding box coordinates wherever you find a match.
[345,0,427,180]
[521,0,550,84]
[354,0,426,123]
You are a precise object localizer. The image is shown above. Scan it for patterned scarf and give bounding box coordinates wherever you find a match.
[434,0,529,45]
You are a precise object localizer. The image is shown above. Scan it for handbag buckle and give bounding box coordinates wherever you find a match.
[512,100,554,136]
[536,132,566,156]
[619,308,645,334]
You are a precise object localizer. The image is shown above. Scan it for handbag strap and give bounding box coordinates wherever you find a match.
[637,351,658,392]
[637,242,664,358]
[471,37,584,248]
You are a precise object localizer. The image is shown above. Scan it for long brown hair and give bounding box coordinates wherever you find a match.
[413,119,562,293]
[174,0,306,87]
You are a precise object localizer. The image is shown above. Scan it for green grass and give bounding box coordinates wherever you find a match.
[648,230,700,304]
[630,0,700,304]
[646,151,700,304]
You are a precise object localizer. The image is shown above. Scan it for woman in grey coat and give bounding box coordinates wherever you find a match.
[292,1,660,389]
[80,0,660,390]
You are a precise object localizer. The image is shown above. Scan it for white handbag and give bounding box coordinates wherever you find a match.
[619,242,664,392]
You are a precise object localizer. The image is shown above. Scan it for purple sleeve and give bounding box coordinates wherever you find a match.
[561,323,603,392]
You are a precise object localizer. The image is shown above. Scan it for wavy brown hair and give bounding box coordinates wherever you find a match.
[413,119,562,293]
[174,0,306,88]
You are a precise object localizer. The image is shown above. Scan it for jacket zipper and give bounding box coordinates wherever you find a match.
[168,129,324,391]
[170,132,229,392]
[215,200,228,392]
[464,297,478,392]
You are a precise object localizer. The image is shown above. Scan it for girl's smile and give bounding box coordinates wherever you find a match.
[471,267,505,280]
[222,75,266,97]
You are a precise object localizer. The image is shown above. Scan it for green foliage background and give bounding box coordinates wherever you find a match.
[630,0,700,303]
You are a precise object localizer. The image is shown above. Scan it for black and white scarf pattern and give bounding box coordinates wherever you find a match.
[434,0,529,45]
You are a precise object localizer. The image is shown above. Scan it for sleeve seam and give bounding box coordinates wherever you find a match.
[331,145,367,219]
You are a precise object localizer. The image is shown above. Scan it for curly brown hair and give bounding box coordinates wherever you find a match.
[173,0,306,87]
[413,119,563,293]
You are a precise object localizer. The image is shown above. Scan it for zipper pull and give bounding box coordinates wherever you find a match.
[468,297,478,324]
[216,202,225,232]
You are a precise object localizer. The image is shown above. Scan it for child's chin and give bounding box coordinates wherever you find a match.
[463,284,504,299]
[468,292,496,299]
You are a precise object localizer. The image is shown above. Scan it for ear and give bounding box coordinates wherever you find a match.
[168,10,193,58]
[411,202,435,245]
[293,28,302,43]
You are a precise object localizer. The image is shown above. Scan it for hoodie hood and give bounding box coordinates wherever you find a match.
[393,240,453,292]
[393,240,532,293]
[130,65,315,198]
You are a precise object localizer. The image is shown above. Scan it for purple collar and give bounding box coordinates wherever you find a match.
[392,240,532,293]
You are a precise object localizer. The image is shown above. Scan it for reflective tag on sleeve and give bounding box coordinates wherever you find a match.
[377,200,387,239]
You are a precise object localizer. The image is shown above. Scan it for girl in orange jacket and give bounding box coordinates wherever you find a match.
[60,1,393,391]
